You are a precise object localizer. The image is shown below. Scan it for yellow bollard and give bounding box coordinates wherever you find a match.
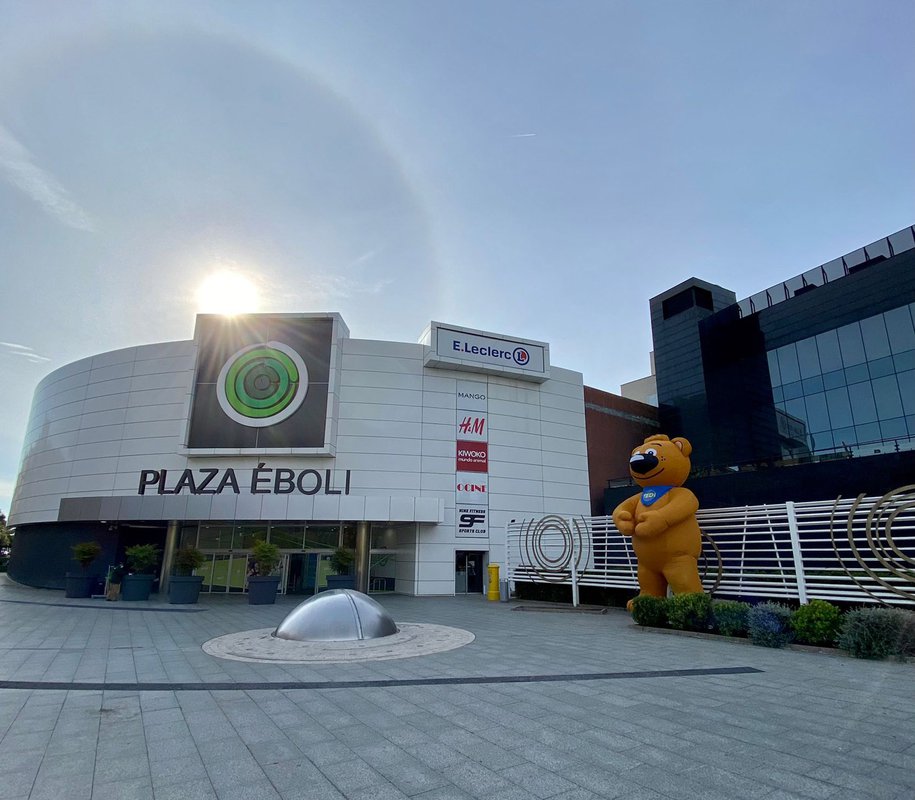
[487,563,500,601]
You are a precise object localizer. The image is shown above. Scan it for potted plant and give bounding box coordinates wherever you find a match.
[326,546,356,590]
[168,546,206,604]
[248,538,281,605]
[122,543,161,601]
[66,541,102,598]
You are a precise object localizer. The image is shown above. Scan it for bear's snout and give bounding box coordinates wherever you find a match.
[629,453,659,474]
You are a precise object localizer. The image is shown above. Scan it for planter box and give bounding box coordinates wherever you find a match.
[122,574,155,601]
[64,573,94,598]
[326,574,355,590]
[168,575,203,604]
[248,575,281,605]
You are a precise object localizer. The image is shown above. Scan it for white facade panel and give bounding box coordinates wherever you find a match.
[10,315,593,595]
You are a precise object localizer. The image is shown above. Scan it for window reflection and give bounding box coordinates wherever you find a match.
[764,301,915,456]
[837,322,866,366]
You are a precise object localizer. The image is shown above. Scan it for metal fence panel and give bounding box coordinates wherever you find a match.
[506,489,915,606]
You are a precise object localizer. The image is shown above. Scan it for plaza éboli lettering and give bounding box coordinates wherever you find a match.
[137,465,352,496]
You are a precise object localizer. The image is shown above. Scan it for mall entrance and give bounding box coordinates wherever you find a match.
[455,550,486,594]
[284,552,336,594]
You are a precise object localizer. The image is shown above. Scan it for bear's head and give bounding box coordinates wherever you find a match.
[628,434,692,488]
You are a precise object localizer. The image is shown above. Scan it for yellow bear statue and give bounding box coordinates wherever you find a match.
[612,434,704,610]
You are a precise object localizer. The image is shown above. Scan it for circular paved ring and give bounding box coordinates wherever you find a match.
[216,341,308,427]
[202,622,475,664]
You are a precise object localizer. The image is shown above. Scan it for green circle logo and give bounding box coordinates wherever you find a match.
[216,342,308,427]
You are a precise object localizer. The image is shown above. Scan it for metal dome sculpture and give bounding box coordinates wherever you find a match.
[273,589,398,642]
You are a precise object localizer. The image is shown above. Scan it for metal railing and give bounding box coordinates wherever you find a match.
[736,225,915,318]
[506,488,915,607]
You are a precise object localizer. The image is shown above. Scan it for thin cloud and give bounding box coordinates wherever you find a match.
[0,341,51,363]
[348,248,381,268]
[510,133,537,137]
[0,123,95,232]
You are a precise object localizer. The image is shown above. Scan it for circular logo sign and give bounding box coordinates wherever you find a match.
[512,347,530,366]
[216,342,308,428]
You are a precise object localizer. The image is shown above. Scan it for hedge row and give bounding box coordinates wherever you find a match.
[630,594,915,660]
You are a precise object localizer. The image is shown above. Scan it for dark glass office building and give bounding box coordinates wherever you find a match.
[643,225,915,506]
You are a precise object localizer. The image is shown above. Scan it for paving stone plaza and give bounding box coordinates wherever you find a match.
[0,577,912,800]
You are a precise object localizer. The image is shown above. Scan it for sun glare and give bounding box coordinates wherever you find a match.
[195,271,261,315]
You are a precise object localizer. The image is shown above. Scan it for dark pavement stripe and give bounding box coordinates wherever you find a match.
[0,666,762,692]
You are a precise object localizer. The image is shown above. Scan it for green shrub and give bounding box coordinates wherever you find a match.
[251,539,280,575]
[329,546,355,575]
[712,600,751,636]
[71,541,102,571]
[124,543,160,574]
[790,600,843,646]
[630,595,669,627]
[898,612,915,659]
[173,546,205,576]
[667,592,713,632]
[747,602,794,648]
[837,607,913,660]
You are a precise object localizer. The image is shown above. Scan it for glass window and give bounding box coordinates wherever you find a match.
[872,375,903,420]
[860,315,891,361]
[766,350,781,386]
[855,422,881,446]
[341,523,357,550]
[844,364,869,385]
[304,524,339,549]
[894,350,915,373]
[801,376,824,395]
[198,523,233,549]
[782,381,803,401]
[796,338,821,379]
[884,306,915,354]
[772,386,784,403]
[815,329,843,373]
[832,426,857,448]
[868,356,895,379]
[371,525,398,550]
[785,397,807,425]
[234,525,266,550]
[803,393,830,432]
[825,387,854,428]
[880,417,908,440]
[822,369,845,390]
[837,322,866,366]
[895,370,915,415]
[848,382,877,424]
[269,524,304,549]
[809,430,834,452]
[776,345,801,384]
[179,524,199,548]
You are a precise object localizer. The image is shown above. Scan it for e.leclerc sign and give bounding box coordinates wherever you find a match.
[423,322,549,382]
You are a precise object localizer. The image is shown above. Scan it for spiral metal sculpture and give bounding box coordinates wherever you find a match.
[829,484,915,604]
[518,515,591,582]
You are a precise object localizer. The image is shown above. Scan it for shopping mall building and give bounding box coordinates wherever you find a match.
[7,314,656,596]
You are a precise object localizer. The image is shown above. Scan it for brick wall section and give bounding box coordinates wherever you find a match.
[583,386,659,514]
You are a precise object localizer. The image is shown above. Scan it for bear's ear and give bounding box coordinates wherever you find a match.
[672,437,692,456]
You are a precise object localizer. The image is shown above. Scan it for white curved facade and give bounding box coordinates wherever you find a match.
[10,314,590,595]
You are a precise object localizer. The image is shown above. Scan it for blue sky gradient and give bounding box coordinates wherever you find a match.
[1,0,913,511]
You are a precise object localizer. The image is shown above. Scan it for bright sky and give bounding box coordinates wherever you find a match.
[1,0,913,513]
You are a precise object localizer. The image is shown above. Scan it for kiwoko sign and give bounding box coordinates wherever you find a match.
[423,321,549,382]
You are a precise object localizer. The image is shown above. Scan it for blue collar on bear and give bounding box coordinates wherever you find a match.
[640,485,674,506]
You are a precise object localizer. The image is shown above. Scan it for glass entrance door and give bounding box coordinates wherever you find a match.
[455,551,485,594]
[283,552,334,595]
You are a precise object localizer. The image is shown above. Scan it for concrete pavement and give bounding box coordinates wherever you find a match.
[0,576,912,800]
